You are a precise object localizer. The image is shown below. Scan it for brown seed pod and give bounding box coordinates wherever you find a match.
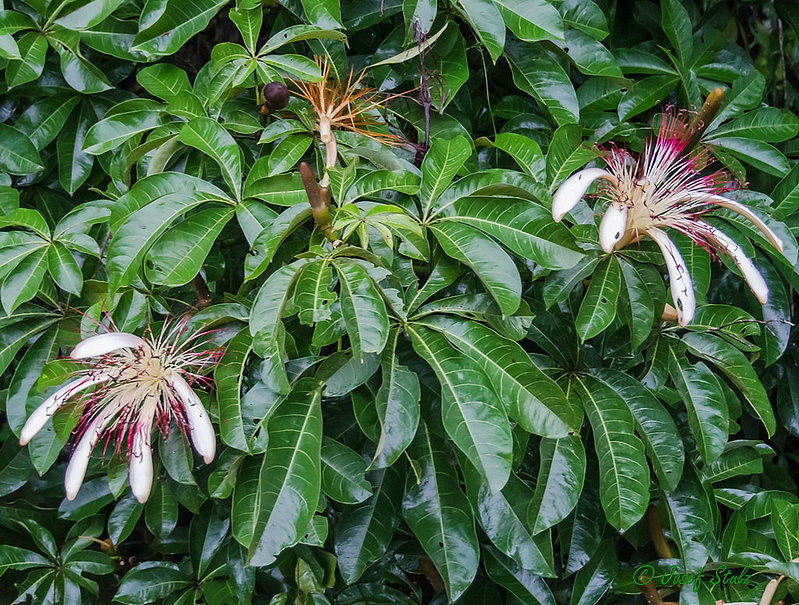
[262,82,289,112]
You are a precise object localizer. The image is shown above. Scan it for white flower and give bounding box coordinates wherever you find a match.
[20,319,221,503]
[552,114,783,326]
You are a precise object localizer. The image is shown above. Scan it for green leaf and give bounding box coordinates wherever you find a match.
[661,0,693,62]
[58,101,95,193]
[589,368,684,491]
[47,242,83,296]
[5,32,47,88]
[408,325,512,492]
[301,0,343,28]
[145,482,178,539]
[0,545,50,575]
[229,6,262,53]
[448,196,584,270]
[494,0,564,42]
[136,64,191,101]
[258,24,347,55]
[559,0,609,40]
[132,0,228,56]
[145,205,233,286]
[106,192,212,291]
[772,163,799,219]
[418,314,577,437]
[572,375,650,532]
[371,331,421,469]
[505,38,578,125]
[483,545,556,604]
[708,136,790,177]
[345,170,422,204]
[249,259,309,355]
[664,467,715,572]
[668,353,728,466]
[708,107,799,142]
[177,117,242,198]
[560,30,621,77]
[113,562,190,604]
[334,260,390,358]
[575,255,621,341]
[617,75,679,122]
[402,421,479,601]
[266,134,313,176]
[2,247,47,313]
[682,332,775,437]
[245,204,313,281]
[108,495,144,545]
[189,503,229,577]
[248,380,322,566]
[458,0,505,62]
[0,124,43,174]
[215,329,256,453]
[619,260,656,349]
[83,99,163,155]
[321,437,372,504]
[477,132,544,179]
[335,467,402,583]
[56,46,114,94]
[430,221,521,315]
[15,95,81,150]
[545,123,595,188]
[528,436,585,534]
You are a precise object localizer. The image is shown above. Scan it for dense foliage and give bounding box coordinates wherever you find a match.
[2,0,799,603]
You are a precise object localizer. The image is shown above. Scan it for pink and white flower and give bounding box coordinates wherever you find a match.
[20,318,221,503]
[552,113,783,326]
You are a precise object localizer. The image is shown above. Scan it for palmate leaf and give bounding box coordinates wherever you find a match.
[402,420,479,602]
[408,324,512,492]
[248,379,322,566]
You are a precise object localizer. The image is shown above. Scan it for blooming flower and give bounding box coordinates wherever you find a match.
[20,319,220,503]
[551,113,783,326]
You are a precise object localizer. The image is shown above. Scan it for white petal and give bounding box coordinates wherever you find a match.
[700,223,769,304]
[170,374,216,464]
[552,168,615,222]
[129,429,154,504]
[599,202,629,253]
[690,194,783,252]
[70,332,147,360]
[20,374,109,446]
[647,228,696,326]
[64,403,119,501]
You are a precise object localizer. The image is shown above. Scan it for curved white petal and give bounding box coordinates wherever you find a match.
[129,428,154,504]
[64,403,119,501]
[552,168,615,222]
[170,374,215,464]
[70,332,147,360]
[20,373,110,446]
[647,228,696,326]
[692,194,784,252]
[700,223,769,304]
[599,202,629,253]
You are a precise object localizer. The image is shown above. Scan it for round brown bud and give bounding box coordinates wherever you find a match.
[263,82,289,111]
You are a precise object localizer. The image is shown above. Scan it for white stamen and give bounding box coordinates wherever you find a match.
[170,374,216,464]
[599,202,629,253]
[700,223,769,304]
[20,373,110,446]
[129,428,154,504]
[647,228,696,326]
[552,168,616,222]
[70,332,147,360]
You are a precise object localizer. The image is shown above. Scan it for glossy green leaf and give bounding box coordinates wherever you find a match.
[575,255,621,341]
[178,117,242,198]
[334,260,390,358]
[528,436,585,534]
[321,437,372,504]
[0,124,43,175]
